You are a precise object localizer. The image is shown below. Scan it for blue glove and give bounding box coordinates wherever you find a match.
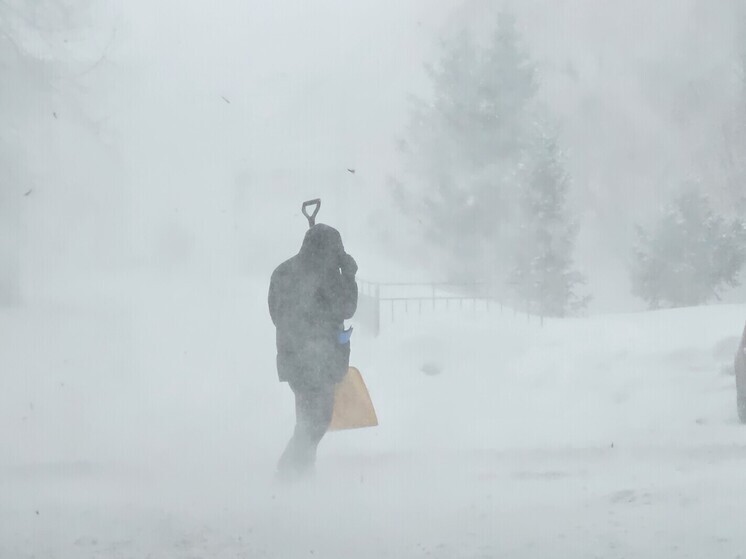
[337,327,353,344]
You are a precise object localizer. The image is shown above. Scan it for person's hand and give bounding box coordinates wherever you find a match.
[340,252,358,276]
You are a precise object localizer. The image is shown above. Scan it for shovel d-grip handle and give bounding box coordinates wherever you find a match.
[302,198,321,227]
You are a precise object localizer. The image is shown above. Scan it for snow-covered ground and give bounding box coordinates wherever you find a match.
[1,275,745,558]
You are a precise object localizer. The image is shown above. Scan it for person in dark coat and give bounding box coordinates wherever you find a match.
[268,223,358,478]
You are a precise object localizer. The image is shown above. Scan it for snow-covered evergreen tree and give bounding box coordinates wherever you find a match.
[720,7,746,217]
[510,131,589,317]
[631,188,746,308]
[396,13,537,285]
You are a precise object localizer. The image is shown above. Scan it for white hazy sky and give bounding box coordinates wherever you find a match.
[12,0,745,308]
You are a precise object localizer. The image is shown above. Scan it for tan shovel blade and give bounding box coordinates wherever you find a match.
[328,367,378,431]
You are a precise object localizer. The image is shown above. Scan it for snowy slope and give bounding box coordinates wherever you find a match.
[344,303,746,453]
[1,277,745,558]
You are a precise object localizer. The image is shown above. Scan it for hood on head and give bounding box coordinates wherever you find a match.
[299,223,345,267]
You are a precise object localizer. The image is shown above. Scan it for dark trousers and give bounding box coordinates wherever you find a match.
[277,382,335,478]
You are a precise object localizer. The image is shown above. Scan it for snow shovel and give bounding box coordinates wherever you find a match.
[302,198,321,227]
[328,367,378,431]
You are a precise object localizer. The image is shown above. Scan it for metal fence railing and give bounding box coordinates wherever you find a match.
[356,280,504,336]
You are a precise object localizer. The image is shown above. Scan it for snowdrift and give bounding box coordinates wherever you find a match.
[1,276,745,558]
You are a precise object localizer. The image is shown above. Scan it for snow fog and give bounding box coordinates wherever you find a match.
[2,1,746,557]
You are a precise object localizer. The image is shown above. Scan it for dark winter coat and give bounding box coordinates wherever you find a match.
[268,224,358,389]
